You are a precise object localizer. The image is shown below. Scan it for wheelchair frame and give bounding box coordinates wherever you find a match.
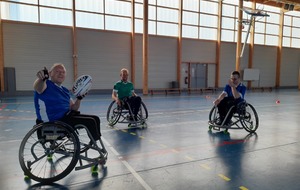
[19,121,108,184]
[208,101,259,133]
[106,100,148,127]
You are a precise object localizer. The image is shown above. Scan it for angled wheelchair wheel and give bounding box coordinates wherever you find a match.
[138,101,148,122]
[238,103,259,133]
[107,101,121,126]
[19,122,80,184]
[208,106,220,127]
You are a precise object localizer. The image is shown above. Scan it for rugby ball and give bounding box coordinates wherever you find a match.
[72,75,92,97]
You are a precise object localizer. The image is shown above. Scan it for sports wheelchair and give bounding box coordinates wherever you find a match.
[208,101,259,133]
[18,120,108,184]
[107,100,148,128]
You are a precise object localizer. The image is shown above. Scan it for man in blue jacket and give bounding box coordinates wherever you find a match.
[213,71,246,126]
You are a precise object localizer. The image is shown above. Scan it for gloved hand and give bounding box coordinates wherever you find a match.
[77,95,84,100]
[77,92,88,100]
[36,67,49,81]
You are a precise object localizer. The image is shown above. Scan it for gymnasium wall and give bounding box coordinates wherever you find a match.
[77,29,131,90]
[252,45,278,87]
[3,22,73,91]
[281,48,300,87]
[2,21,300,92]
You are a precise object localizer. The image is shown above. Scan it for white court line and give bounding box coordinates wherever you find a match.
[102,137,152,190]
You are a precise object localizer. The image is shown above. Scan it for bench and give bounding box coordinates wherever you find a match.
[187,88,217,94]
[249,87,273,92]
[149,88,181,95]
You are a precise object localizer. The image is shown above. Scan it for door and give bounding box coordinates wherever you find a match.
[190,64,207,88]
[181,63,189,89]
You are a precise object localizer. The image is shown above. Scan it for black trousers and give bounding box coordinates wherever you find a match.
[124,96,142,116]
[60,111,101,141]
[217,97,242,125]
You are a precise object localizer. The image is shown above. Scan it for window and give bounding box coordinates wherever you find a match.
[183,11,198,25]
[266,35,278,46]
[106,0,131,17]
[6,0,37,4]
[157,0,178,8]
[135,3,143,19]
[200,27,217,40]
[222,30,234,42]
[76,0,103,12]
[266,24,279,35]
[1,2,38,22]
[254,34,265,45]
[182,25,198,39]
[283,11,300,48]
[222,4,235,17]
[105,16,131,32]
[222,17,235,30]
[40,0,72,9]
[200,1,218,15]
[221,2,237,42]
[149,5,156,20]
[283,37,290,47]
[183,0,199,12]
[157,22,178,37]
[200,14,217,27]
[148,20,156,35]
[157,7,178,23]
[40,7,72,26]
[291,38,300,48]
[135,19,143,33]
[76,12,104,29]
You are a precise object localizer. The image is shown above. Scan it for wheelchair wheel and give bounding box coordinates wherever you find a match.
[238,103,259,133]
[138,101,148,122]
[208,106,220,127]
[19,122,80,184]
[107,101,121,126]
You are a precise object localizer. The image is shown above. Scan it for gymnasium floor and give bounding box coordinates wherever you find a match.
[1,89,300,190]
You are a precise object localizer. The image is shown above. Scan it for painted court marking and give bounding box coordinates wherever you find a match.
[102,137,152,190]
[108,125,250,189]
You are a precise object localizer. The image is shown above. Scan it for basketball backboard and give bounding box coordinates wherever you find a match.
[241,7,270,17]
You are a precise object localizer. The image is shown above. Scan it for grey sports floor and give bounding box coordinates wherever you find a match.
[1,89,300,190]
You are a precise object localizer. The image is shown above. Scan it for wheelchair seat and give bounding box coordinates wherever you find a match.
[208,101,259,133]
[107,100,148,127]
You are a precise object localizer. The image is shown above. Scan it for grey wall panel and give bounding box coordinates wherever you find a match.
[280,48,300,87]
[240,45,249,72]
[253,45,277,87]
[182,39,216,63]
[134,34,143,89]
[148,36,177,88]
[77,29,131,89]
[219,43,236,87]
[3,22,73,91]
[207,64,216,88]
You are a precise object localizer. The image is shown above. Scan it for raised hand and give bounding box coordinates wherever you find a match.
[36,67,49,81]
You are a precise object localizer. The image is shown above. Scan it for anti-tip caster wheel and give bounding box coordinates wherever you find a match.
[91,165,98,176]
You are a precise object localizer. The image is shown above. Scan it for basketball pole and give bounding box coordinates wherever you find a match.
[240,15,254,58]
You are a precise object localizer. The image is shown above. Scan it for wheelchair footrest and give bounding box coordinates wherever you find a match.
[209,121,220,131]
[213,126,221,131]
[75,161,97,171]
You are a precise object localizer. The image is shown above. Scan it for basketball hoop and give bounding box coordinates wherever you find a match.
[240,7,270,57]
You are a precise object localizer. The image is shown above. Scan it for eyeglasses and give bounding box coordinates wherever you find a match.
[231,78,238,81]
